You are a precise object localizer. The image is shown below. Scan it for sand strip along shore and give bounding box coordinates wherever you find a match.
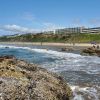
[0,42,97,47]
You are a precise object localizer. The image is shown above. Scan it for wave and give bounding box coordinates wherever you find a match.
[0,45,100,99]
[0,45,81,57]
[70,85,100,100]
[0,45,100,74]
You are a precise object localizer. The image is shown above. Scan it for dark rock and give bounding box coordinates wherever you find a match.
[0,80,3,84]
[81,47,100,57]
[0,55,15,59]
[61,47,74,52]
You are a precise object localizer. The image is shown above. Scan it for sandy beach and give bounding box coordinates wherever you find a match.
[0,42,95,47]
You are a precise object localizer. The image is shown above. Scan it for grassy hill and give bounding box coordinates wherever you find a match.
[0,33,100,43]
[68,33,100,43]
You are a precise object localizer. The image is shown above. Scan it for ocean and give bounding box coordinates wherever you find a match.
[0,44,100,100]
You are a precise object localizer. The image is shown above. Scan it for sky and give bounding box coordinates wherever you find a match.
[0,0,100,35]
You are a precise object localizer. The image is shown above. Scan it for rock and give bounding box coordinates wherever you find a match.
[0,55,72,100]
[61,47,74,52]
[81,47,100,57]
[5,47,9,49]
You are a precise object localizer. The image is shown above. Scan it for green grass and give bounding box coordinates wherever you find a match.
[69,33,100,43]
[0,33,100,43]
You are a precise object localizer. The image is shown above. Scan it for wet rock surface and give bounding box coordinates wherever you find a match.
[61,47,74,52]
[0,55,72,100]
[81,47,100,57]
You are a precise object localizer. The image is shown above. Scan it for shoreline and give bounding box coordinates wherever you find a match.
[0,42,95,47]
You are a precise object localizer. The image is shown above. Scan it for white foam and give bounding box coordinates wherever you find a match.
[70,85,99,100]
[0,45,100,74]
[0,45,81,57]
[0,45,100,100]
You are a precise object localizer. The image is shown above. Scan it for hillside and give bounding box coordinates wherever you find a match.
[0,33,100,43]
[0,33,71,42]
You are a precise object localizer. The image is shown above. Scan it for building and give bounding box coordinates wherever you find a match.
[55,27,82,34]
[55,27,100,34]
[82,27,100,33]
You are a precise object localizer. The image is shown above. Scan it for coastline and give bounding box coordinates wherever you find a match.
[0,42,94,47]
[0,42,100,99]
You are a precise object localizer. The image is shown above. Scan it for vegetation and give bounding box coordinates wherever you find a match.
[0,33,100,43]
[68,33,100,43]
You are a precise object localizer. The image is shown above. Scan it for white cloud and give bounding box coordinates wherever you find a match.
[43,22,65,31]
[0,22,65,35]
[0,25,40,33]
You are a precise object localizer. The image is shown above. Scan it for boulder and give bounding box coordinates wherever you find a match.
[61,47,74,52]
[81,47,100,56]
[0,55,72,100]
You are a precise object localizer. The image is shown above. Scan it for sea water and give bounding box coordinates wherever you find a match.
[0,45,100,100]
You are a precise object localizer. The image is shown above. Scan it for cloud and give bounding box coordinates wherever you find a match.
[0,25,40,33]
[0,22,65,35]
[42,22,65,31]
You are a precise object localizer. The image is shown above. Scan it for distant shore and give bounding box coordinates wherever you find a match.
[0,42,95,47]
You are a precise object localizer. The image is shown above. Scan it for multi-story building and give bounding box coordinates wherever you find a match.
[55,27,100,34]
[55,27,82,34]
[82,27,100,33]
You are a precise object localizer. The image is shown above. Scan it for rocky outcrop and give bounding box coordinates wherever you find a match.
[0,55,72,100]
[61,47,74,52]
[81,47,100,56]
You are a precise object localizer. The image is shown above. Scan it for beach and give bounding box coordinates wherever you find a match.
[0,42,95,53]
[0,42,96,55]
[0,42,95,46]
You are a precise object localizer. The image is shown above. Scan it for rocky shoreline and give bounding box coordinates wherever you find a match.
[0,55,72,100]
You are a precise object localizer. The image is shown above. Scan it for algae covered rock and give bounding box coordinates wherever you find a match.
[0,55,72,100]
